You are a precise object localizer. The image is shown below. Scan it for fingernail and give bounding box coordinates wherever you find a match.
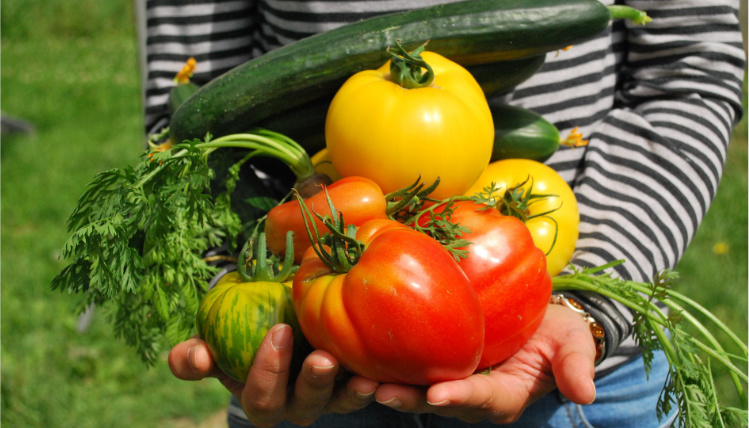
[187,345,200,371]
[356,390,375,400]
[310,363,336,379]
[586,379,597,405]
[271,325,292,350]
[377,397,402,408]
[427,399,450,407]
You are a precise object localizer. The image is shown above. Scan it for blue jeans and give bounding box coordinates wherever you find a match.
[228,350,677,427]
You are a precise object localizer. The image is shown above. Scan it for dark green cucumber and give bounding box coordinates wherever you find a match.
[465,55,546,98]
[170,0,623,143]
[168,81,200,115]
[256,55,547,155]
[489,102,561,163]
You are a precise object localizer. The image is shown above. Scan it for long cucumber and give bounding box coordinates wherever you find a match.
[170,0,644,143]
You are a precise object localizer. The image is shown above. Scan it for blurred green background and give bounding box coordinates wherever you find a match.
[1,1,747,427]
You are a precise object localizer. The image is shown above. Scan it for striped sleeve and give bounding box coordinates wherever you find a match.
[570,0,744,282]
[529,0,744,368]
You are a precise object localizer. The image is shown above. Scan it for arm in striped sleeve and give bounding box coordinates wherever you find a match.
[565,0,745,362]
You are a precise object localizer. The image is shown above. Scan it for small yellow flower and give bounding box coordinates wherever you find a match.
[174,57,197,84]
[148,141,173,162]
[561,126,589,148]
[712,242,730,255]
[554,45,574,57]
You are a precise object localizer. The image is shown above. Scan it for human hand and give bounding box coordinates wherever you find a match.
[168,323,379,428]
[374,304,597,424]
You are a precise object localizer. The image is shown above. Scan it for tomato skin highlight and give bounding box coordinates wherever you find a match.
[417,201,552,369]
[465,159,579,277]
[325,51,494,199]
[264,176,388,263]
[293,219,485,385]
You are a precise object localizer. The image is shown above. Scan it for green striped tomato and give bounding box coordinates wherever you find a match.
[196,271,302,382]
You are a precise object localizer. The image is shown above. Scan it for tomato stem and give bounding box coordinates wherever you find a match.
[384,176,442,218]
[237,231,297,283]
[470,177,562,255]
[388,40,435,89]
[295,188,364,273]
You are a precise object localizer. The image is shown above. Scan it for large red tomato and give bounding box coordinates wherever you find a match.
[418,201,552,369]
[292,218,485,385]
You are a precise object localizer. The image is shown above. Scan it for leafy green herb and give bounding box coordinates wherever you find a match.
[553,262,748,427]
[52,130,313,364]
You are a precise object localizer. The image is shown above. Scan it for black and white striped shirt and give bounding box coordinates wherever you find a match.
[139,0,745,374]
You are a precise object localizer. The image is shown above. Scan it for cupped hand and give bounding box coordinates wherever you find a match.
[168,323,379,428]
[374,304,597,424]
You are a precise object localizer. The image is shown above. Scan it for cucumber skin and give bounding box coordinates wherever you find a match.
[490,103,561,163]
[170,0,610,143]
[168,82,200,115]
[466,55,546,99]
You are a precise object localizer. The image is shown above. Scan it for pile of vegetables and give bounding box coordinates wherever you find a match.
[52,1,747,426]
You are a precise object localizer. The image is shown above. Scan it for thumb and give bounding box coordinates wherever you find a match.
[553,346,596,404]
[550,317,597,405]
[168,337,216,381]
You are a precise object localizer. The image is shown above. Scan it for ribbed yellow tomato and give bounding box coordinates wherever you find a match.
[465,159,579,276]
[325,50,494,199]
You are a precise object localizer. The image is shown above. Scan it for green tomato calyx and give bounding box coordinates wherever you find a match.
[388,40,435,89]
[237,232,297,283]
[471,177,561,256]
[295,188,364,273]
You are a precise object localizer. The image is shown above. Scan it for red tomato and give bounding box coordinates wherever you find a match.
[418,201,552,369]
[264,176,388,263]
[293,218,485,385]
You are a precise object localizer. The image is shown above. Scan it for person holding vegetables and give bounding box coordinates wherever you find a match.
[140,0,745,426]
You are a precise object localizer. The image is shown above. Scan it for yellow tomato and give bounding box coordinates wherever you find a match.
[310,148,342,182]
[465,159,579,276]
[325,51,494,199]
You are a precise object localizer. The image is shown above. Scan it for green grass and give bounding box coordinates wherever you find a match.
[1,1,230,426]
[674,100,748,408]
[1,0,746,426]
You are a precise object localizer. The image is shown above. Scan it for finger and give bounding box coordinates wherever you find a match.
[168,337,215,381]
[241,324,295,426]
[376,373,532,424]
[375,376,496,413]
[327,374,379,414]
[375,383,430,413]
[286,350,340,424]
[427,375,528,424]
[551,330,597,405]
